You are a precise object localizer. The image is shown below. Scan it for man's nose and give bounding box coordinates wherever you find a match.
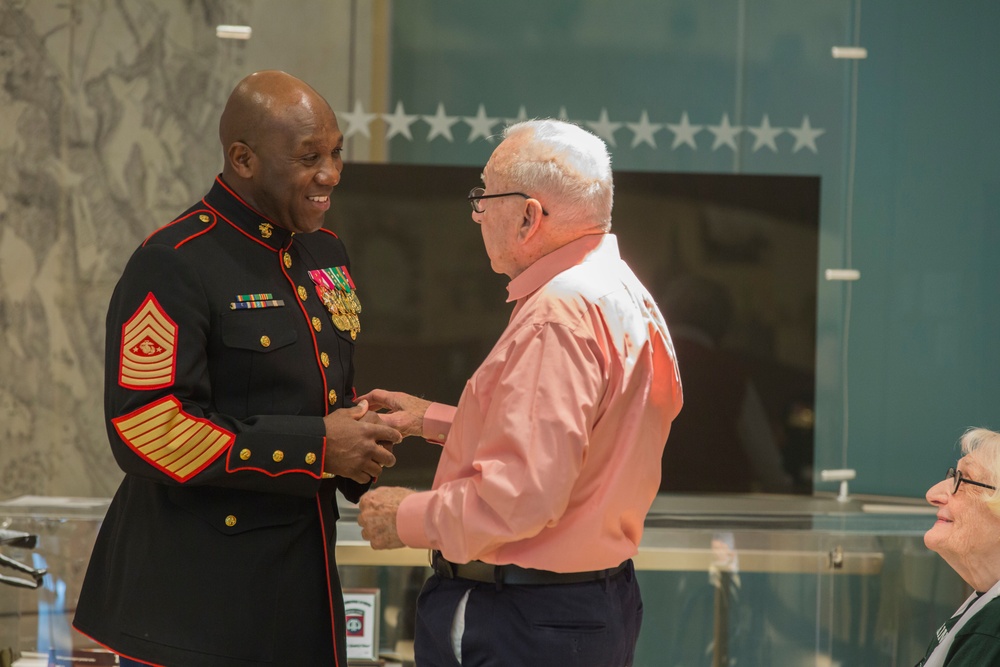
[316,160,341,187]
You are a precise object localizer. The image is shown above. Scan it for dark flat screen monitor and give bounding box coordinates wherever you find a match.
[330,163,819,495]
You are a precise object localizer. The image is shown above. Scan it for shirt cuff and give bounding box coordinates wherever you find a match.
[397,490,434,549]
[422,402,456,444]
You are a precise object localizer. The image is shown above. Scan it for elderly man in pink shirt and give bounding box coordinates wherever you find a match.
[357,119,683,667]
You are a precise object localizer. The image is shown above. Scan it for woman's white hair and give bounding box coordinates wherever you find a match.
[498,119,614,229]
[961,427,1000,515]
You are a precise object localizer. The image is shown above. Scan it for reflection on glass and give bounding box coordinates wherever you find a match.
[330,164,819,494]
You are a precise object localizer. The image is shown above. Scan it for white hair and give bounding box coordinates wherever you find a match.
[498,119,614,228]
[961,427,1000,515]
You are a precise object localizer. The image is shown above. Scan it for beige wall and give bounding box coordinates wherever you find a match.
[0,0,380,497]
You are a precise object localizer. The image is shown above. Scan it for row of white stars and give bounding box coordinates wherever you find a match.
[337,101,827,154]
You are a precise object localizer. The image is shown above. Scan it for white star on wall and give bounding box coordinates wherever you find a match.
[586,108,623,147]
[747,114,783,152]
[666,112,703,150]
[463,104,500,143]
[333,100,824,156]
[423,103,460,142]
[788,115,826,153]
[626,110,663,149]
[707,113,742,151]
[338,100,377,139]
[382,101,419,140]
[505,105,530,125]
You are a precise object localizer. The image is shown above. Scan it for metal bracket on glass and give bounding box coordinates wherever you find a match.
[0,528,46,589]
[820,468,857,502]
[828,545,845,570]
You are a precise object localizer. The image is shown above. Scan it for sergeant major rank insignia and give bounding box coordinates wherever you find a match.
[308,266,361,339]
[119,293,178,390]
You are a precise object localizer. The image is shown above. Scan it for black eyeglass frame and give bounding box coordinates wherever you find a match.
[468,188,549,216]
[946,466,998,494]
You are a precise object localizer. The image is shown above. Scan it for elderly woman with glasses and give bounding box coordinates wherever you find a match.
[917,428,1000,667]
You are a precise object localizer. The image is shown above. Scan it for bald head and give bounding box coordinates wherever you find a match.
[217,70,344,234]
[220,70,329,157]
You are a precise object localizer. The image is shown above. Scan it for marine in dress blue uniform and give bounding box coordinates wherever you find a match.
[73,71,399,667]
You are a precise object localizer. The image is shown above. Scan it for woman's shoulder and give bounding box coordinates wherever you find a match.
[961,595,1000,635]
[946,599,1000,665]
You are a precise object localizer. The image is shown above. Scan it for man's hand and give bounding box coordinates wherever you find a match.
[356,389,432,438]
[323,400,401,483]
[357,486,414,549]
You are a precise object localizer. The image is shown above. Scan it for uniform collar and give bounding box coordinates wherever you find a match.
[505,233,616,303]
[203,176,292,251]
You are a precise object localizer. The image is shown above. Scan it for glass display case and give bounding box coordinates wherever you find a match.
[0,493,965,667]
[0,497,111,666]
[336,493,963,667]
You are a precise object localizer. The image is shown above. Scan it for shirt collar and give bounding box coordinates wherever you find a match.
[506,233,618,303]
[204,175,292,251]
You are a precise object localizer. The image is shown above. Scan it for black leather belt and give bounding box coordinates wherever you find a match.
[431,550,628,586]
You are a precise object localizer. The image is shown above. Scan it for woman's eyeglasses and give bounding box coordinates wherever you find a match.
[945,467,997,495]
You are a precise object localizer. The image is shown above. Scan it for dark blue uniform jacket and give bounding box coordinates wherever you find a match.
[74,177,367,667]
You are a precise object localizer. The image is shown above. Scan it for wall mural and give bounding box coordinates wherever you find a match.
[0,0,246,497]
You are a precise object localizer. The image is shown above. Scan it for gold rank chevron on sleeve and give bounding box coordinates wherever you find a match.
[119,293,178,390]
[111,395,235,482]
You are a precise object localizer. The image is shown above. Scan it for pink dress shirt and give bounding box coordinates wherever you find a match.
[396,233,682,572]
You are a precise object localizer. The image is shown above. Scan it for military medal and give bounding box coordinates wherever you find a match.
[229,293,285,310]
[308,266,361,339]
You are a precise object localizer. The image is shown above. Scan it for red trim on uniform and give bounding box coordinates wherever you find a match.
[141,210,216,249]
[112,395,235,483]
[119,293,178,391]
[71,627,163,667]
[280,240,333,416]
[213,176,341,241]
[315,226,340,240]
[203,199,280,251]
[214,175,268,217]
[208,178,343,410]
[211,176,282,247]
[224,458,323,478]
[319,435,329,477]
[315,494,341,667]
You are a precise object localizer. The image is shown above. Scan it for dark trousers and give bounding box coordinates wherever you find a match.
[414,560,642,667]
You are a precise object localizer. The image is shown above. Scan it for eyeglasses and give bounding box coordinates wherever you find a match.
[945,467,997,494]
[468,187,549,216]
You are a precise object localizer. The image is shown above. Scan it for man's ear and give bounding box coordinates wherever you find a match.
[227,142,255,178]
[517,199,545,243]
